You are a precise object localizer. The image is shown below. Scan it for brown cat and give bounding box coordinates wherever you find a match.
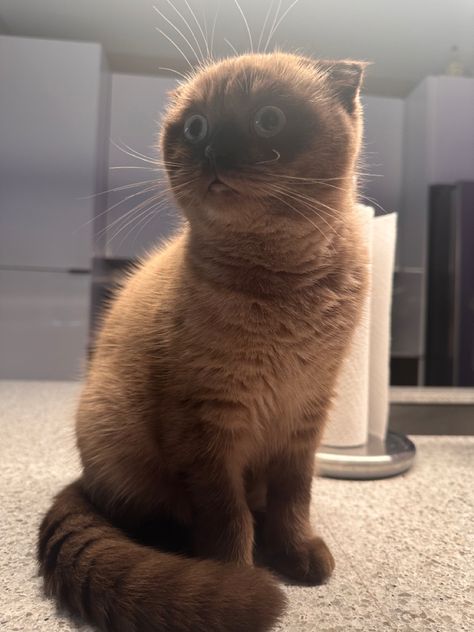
[38,52,368,632]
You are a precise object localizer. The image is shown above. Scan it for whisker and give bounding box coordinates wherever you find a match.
[111,140,160,166]
[155,27,195,71]
[81,177,163,200]
[101,196,164,242]
[255,149,280,165]
[263,0,282,53]
[266,189,330,243]
[359,194,389,215]
[107,197,169,247]
[106,184,192,248]
[257,0,275,53]
[200,1,211,60]
[233,0,254,53]
[101,178,194,243]
[159,66,188,80]
[162,0,205,62]
[112,140,190,169]
[127,206,169,252]
[153,5,201,64]
[210,0,220,58]
[183,0,211,60]
[109,165,160,171]
[224,37,239,57]
[266,0,300,50]
[112,196,175,249]
[94,185,163,238]
[271,184,343,239]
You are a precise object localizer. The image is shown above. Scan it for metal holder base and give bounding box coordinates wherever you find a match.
[316,431,416,480]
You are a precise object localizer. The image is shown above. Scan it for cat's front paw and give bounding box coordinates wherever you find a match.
[266,536,335,585]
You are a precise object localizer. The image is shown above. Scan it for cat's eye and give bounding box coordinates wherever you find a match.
[254,106,286,138]
[183,114,208,143]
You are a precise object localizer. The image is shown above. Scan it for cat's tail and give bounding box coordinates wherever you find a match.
[38,480,286,632]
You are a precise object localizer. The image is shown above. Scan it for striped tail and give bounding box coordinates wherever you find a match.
[38,481,286,632]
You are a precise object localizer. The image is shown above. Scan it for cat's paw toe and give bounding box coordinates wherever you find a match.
[268,536,335,585]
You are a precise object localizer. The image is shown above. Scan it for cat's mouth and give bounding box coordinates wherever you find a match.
[207,176,239,195]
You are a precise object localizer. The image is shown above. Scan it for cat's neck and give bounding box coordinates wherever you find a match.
[186,217,347,298]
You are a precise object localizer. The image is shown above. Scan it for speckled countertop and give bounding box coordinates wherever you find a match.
[1,381,473,632]
[390,387,474,405]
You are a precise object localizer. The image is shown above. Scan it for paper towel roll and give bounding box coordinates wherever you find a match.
[368,213,397,439]
[322,205,374,448]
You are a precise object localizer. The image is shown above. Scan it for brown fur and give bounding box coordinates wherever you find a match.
[38,52,368,632]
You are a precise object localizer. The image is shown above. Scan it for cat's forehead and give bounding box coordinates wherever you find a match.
[185,54,318,108]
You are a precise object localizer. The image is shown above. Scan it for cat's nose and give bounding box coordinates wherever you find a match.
[204,143,235,170]
[204,144,216,168]
[204,125,241,170]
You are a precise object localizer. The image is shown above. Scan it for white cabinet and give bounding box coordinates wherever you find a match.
[0,269,90,380]
[0,36,110,270]
[0,36,110,379]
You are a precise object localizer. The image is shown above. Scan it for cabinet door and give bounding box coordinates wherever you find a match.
[0,36,108,269]
[0,269,90,380]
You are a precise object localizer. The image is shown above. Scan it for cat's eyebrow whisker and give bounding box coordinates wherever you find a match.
[160,1,205,63]
[158,66,188,80]
[233,0,254,53]
[224,38,239,58]
[156,27,195,71]
[166,0,206,61]
[199,1,212,62]
[257,0,275,53]
[183,0,211,60]
[265,0,300,51]
[210,0,220,59]
[263,0,282,54]
[153,5,201,64]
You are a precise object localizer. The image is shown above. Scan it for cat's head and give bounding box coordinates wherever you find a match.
[161,52,366,230]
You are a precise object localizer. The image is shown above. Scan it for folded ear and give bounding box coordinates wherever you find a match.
[317,60,369,114]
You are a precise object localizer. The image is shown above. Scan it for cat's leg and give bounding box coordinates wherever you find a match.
[187,457,255,566]
[262,438,334,584]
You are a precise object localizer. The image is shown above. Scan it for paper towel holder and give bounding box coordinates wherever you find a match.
[315,431,416,480]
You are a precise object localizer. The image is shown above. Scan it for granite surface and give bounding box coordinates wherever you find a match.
[1,380,473,632]
[390,387,474,405]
